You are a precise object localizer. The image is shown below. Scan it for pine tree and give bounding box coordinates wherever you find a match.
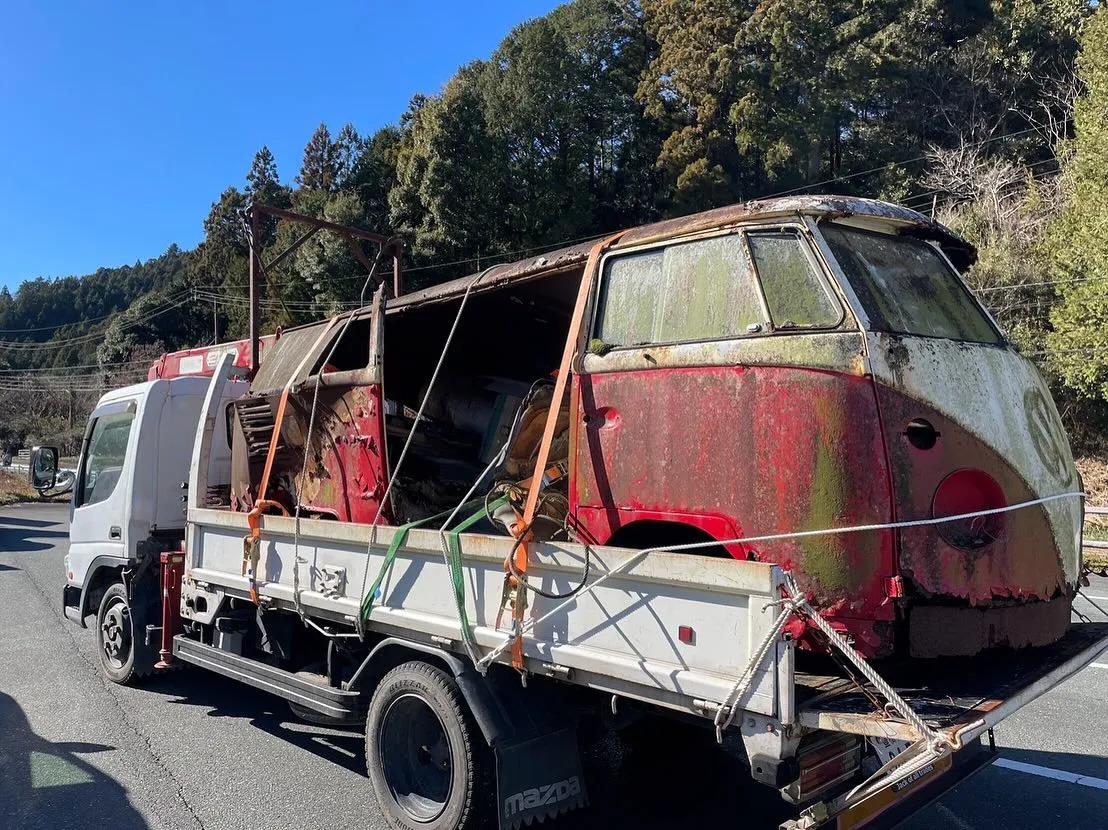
[333,123,364,189]
[244,146,289,247]
[245,146,284,208]
[298,123,339,192]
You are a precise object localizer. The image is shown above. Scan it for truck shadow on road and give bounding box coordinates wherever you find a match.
[143,669,791,828]
[0,692,149,830]
[0,515,69,553]
[145,670,367,773]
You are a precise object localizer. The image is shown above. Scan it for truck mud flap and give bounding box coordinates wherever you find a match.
[496,728,588,830]
[172,635,362,720]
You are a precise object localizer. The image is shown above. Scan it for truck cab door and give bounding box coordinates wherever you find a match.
[68,399,140,583]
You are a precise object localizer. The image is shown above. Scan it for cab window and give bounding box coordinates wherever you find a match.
[77,411,135,507]
[747,231,842,329]
[821,225,1001,345]
[594,234,764,348]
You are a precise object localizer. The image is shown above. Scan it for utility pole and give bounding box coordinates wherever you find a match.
[212,299,218,345]
[248,207,261,372]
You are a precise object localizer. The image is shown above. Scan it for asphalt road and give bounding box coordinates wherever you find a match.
[1,502,1106,830]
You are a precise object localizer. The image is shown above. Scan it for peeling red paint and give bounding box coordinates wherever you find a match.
[571,365,898,657]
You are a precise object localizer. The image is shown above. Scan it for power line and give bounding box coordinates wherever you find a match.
[974,275,1108,294]
[762,125,1056,201]
[265,229,611,293]
[192,290,364,311]
[901,158,1061,211]
[0,294,187,349]
[0,294,191,352]
[0,288,190,335]
[0,359,150,375]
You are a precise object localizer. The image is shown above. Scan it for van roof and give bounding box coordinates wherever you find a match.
[385,195,976,313]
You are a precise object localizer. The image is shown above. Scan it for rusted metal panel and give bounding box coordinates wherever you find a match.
[570,364,898,657]
[375,196,973,317]
[291,384,389,524]
[385,241,597,313]
[250,322,339,395]
[616,196,976,267]
[908,598,1071,658]
[873,379,1069,606]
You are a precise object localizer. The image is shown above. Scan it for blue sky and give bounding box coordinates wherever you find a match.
[0,1,562,291]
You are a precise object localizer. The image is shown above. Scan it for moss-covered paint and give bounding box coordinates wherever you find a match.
[798,397,853,593]
[572,363,897,657]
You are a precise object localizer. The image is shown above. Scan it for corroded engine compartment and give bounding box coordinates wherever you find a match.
[228,268,582,533]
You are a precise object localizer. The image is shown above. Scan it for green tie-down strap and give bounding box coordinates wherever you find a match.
[361,496,510,652]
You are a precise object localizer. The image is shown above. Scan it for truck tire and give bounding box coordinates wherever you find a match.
[365,662,492,830]
[95,583,153,685]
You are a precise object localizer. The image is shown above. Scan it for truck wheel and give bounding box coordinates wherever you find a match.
[366,662,492,830]
[95,583,152,685]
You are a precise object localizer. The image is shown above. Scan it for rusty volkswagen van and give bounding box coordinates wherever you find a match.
[211,195,1082,662]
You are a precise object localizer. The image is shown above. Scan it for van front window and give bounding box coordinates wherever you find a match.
[821,225,1001,345]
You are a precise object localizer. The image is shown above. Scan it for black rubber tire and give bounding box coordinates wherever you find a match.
[365,662,492,830]
[95,582,153,685]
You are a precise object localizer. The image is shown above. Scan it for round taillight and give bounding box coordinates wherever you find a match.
[931,469,1006,551]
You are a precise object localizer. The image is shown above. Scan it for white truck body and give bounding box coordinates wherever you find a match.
[60,351,1108,830]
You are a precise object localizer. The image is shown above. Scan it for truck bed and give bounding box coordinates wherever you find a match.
[796,621,1108,742]
[185,507,790,721]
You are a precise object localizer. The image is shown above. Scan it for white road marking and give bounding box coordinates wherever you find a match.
[1080,595,1108,602]
[1090,662,1108,670]
[994,758,1108,790]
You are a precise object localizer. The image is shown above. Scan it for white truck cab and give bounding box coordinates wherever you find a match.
[61,376,239,631]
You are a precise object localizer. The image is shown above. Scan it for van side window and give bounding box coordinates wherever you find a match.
[77,412,135,507]
[747,231,841,329]
[595,234,763,347]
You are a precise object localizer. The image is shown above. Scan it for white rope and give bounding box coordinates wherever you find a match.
[710,573,948,750]
[292,309,358,624]
[477,547,648,668]
[356,266,496,636]
[477,490,1085,669]
[711,603,795,741]
[435,442,513,667]
[837,737,945,815]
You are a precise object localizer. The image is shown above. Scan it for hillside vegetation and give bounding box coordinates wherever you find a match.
[2,1,1107,462]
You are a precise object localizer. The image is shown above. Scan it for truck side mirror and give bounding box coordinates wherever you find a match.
[29,446,60,491]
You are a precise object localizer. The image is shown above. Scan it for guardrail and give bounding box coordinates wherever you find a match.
[1084,505,1108,551]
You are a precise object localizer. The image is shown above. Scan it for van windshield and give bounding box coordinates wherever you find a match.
[821,225,1001,345]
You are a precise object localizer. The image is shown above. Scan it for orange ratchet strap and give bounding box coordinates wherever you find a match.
[504,231,624,671]
[243,314,341,603]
